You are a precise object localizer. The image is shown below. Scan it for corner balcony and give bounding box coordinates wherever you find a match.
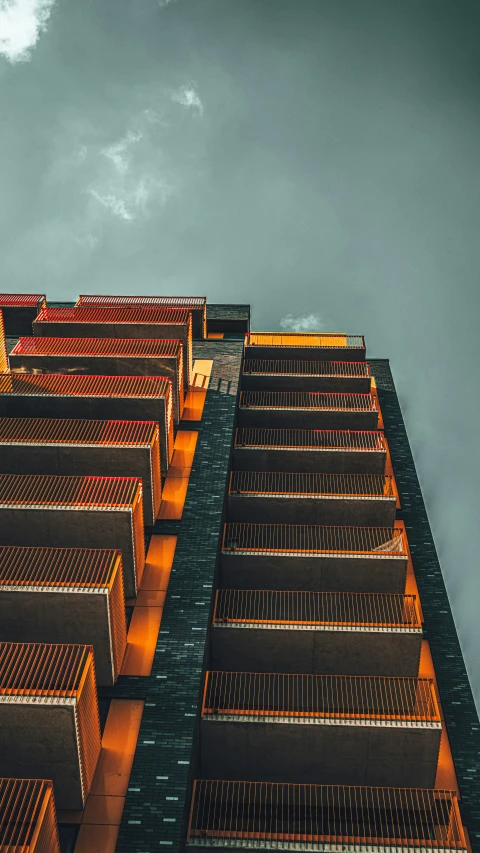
[0,642,101,810]
[227,471,396,526]
[210,590,422,677]
[0,474,145,598]
[245,332,366,362]
[242,360,371,393]
[233,427,388,474]
[221,523,408,593]
[77,293,207,338]
[237,391,379,430]
[187,780,467,853]
[200,672,441,787]
[0,292,46,335]
[0,545,127,686]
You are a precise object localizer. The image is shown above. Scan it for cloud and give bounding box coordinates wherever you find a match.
[171,84,204,115]
[280,313,330,332]
[0,0,56,63]
[158,0,178,7]
[101,130,143,175]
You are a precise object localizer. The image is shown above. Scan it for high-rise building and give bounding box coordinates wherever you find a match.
[0,295,478,853]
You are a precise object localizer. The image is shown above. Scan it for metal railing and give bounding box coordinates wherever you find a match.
[0,545,120,589]
[77,294,206,308]
[202,672,440,724]
[213,590,421,630]
[0,416,158,448]
[235,427,387,451]
[222,523,407,556]
[0,371,172,400]
[0,642,92,697]
[0,779,59,851]
[35,305,191,325]
[229,471,394,498]
[239,391,377,411]
[11,335,182,357]
[0,473,142,509]
[187,781,466,851]
[243,360,371,377]
[247,333,365,348]
[0,293,46,307]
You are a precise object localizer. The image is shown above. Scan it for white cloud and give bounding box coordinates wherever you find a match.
[171,84,204,115]
[280,313,330,332]
[158,0,178,7]
[0,0,56,63]
[101,130,143,175]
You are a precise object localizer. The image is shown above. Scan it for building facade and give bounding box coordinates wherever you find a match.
[0,294,478,853]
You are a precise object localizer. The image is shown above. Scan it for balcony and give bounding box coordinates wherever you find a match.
[77,293,207,338]
[0,372,174,471]
[210,590,422,677]
[233,427,388,474]
[0,545,127,685]
[245,332,366,361]
[221,523,408,593]
[0,778,60,852]
[0,293,46,335]
[0,643,101,809]
[237,391,379,430]
[10,335,185,421]
[0,474,145,598]
[242,360,371,392]
[32,305,193,387]
[227,471,396,526]
[0,416,161,525]
[200,672,441,787]
[187,780,467,853]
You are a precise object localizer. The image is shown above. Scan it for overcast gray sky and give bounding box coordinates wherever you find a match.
[1,0,480,704]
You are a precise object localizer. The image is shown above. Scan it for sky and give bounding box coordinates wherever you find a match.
[1,0,480,704]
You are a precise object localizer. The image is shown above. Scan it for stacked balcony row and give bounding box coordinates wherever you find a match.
[0,295,209,847]
[189,332,463,853]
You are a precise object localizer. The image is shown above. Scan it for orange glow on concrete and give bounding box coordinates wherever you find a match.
[182,359,212,421]
[419,641,459,793]
[121,534,177,675]
[121,606,163,676]
[208,332,224,339]
[72,699,144,851]
[395,520,424,622]
[158,430,198,520]
[370,378,384,430]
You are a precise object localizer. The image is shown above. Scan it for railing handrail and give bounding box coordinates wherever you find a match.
[229,471,395,498]
[240,391,378,411]
[234,427,388,452]
[222,523,408,556]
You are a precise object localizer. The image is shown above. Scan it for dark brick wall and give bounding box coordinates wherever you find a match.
[370,359,480,852]
[111,340,243,853]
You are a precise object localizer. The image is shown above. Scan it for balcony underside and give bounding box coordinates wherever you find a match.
[241,374,371,393]
[227,494,396,527]
[237,408,379,430]
[232,446,387,474]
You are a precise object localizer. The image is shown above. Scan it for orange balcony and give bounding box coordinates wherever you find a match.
[245,332,366,361]
[10,335,185,420]
[0,372,174,471]
[77,294,207,338]
[0,474,145,598]
[221,523,408,593]
[0,293,46,335]
[200,671,441,786]
[0,545,127,685]
[211,590,422,676]
[227,471,396,526]
[0,417,161,525]
[0,643,101,810]
[233,427,388,474]
[187,780,467,853]
[0,778,60,852]
[238,391,379,430]
[32,305,193,387]
[242,359,371,392]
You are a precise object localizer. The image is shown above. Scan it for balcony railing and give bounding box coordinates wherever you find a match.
[223,523,407,556]
[0,293,46,307]
[0,372,172,400]
[213,590,421,631]
[0,778,59,852]
[77,294,206,308]
[240,391,377,411]
[11,335,182,358]
[235,427,387,451]
[229,471,394,499]
[0,416,158,448]
[202,672,440,725]
[187,781,467,852]
[247,333,365,348]
[0,544,120,589]
[34,305,191,326]
[0,473,142,510]
[243,360,371,377]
